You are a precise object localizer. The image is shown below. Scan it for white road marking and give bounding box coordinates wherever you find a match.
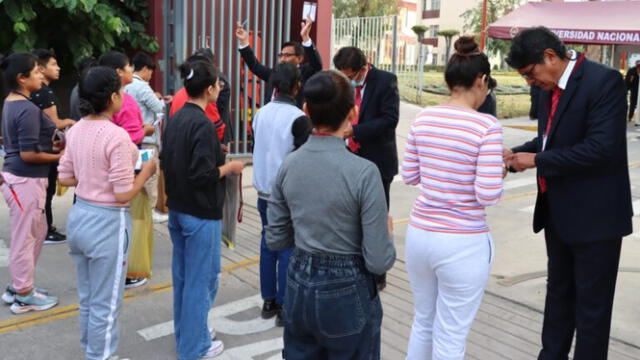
[0,239,8,268]
[519,205,536,214]
[217,337,284,360]
[633,199,640,216]
[503,177,537,190]
[137,294,275,341]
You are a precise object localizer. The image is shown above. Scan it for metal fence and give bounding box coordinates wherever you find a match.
[332,15,424,104]
[164,0,293,157]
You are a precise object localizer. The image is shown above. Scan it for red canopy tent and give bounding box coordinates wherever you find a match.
[488,1,640,46]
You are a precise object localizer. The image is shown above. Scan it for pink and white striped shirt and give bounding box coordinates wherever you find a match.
[402,105,503,234]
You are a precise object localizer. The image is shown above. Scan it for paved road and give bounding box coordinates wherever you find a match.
[1,102,639,359]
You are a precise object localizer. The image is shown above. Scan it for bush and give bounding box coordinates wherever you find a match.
[0,0,159,68]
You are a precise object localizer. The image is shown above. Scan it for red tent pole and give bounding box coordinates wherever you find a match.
[480,0,488,51]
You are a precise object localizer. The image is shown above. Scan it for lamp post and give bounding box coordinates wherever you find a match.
[480,0,488,51]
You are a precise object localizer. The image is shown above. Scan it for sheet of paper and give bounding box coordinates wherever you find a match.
[135,149,155,171]
[303,2,317,22]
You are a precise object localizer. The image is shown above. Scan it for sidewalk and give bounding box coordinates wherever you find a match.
[217,204,640,360]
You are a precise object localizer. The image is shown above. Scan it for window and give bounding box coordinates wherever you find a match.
[424,0,440,11]
[430,25,439,38]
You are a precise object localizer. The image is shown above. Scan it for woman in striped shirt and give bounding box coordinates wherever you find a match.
[402,36,503,360]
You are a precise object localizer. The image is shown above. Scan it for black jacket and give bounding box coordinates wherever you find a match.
[238,43,323,108]
[161,103,226,220]
[513,57,632,243]
[217,74,232,143]
[353,66,400,180]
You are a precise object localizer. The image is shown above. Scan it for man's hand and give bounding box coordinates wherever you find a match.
[220,144,229,154]
[163,95,173,104]
[143,124,155,136]
[300,16,313,43]
[506,152,537,172]
[61,119,76,129]
[387,216,394,235]
[343,127,354,139]
[235,22,249,47]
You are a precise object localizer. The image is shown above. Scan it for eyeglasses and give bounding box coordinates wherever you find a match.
[278,52,297,58]
[521,63,538,81]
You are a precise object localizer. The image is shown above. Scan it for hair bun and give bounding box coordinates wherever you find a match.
[454,36,480,56]
[304,73,336,103]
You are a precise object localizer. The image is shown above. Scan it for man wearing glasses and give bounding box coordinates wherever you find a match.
[504,27,632,360]
[235,17,322,108]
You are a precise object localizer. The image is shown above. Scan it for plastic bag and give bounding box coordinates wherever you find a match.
[222,173,243,249]
[127,190,154,278]
[56,179,69,197]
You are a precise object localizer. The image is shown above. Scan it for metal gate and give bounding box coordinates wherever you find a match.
[332,15,423,103]
[163,0,294,157]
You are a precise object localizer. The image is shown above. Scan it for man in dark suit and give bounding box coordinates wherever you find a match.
[625,60,640,122]
[333,46,400,208]
[504,27,632,360]
[235,17,322,108]
[333,47,400,291]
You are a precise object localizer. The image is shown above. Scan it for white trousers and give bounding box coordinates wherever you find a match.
[405,225,493,360]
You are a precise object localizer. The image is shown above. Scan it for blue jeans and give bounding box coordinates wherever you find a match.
[168,210,221,360]
[283,249,383,360]
[258,198,292,305]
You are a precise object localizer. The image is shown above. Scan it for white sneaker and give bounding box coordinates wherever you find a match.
[107,356,130,360]
[199,340,224,359]
[152,210,169,224]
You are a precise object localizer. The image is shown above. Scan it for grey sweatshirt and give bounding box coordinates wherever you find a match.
[266,135,396,275]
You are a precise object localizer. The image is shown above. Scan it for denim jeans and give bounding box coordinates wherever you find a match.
[168,210,222,360]
[258,198,292,305]
[283,249,383,360]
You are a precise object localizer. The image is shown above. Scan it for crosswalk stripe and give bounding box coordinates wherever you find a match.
[0,239,8,268]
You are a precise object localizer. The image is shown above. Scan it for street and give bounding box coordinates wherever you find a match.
[1,102,640,359]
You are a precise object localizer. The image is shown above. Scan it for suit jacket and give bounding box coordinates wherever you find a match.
[512,57,632,243]
[625,66,639,96]
[238,43,323,108]
[353,66,400,180]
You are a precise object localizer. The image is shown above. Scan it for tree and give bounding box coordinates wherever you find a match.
[438,29,460,63]
[462,0,524,59]
[0,0,159,69]
[333,0,399,18]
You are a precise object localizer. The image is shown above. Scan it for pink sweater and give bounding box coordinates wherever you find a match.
[402,105,503,234]
[112,93,145,145]
[58,119,139,207]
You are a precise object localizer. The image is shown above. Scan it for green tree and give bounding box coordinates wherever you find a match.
[462,0,523,59]
[333,0,399,18]
[0,0,159,68]
[438,29,460,63]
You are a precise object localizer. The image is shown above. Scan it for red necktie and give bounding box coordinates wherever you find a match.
[347,85,363,153]
[538,86,562,194]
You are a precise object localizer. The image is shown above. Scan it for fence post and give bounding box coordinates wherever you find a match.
[392,15,398,74]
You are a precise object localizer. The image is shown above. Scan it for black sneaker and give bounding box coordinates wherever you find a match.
[275,309,284,327]
[261,299,280,319]
[125,277,148,289]
[44,227,66,245]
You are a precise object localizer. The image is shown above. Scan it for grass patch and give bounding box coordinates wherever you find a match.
[398,71,531,119]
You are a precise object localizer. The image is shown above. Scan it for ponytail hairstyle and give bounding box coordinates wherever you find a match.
[444,36,495,91]
[179,60,220,98]
[304,70,355,131]
[78,66,122,116]
[269,63,301,97]
[0,52,38,93]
